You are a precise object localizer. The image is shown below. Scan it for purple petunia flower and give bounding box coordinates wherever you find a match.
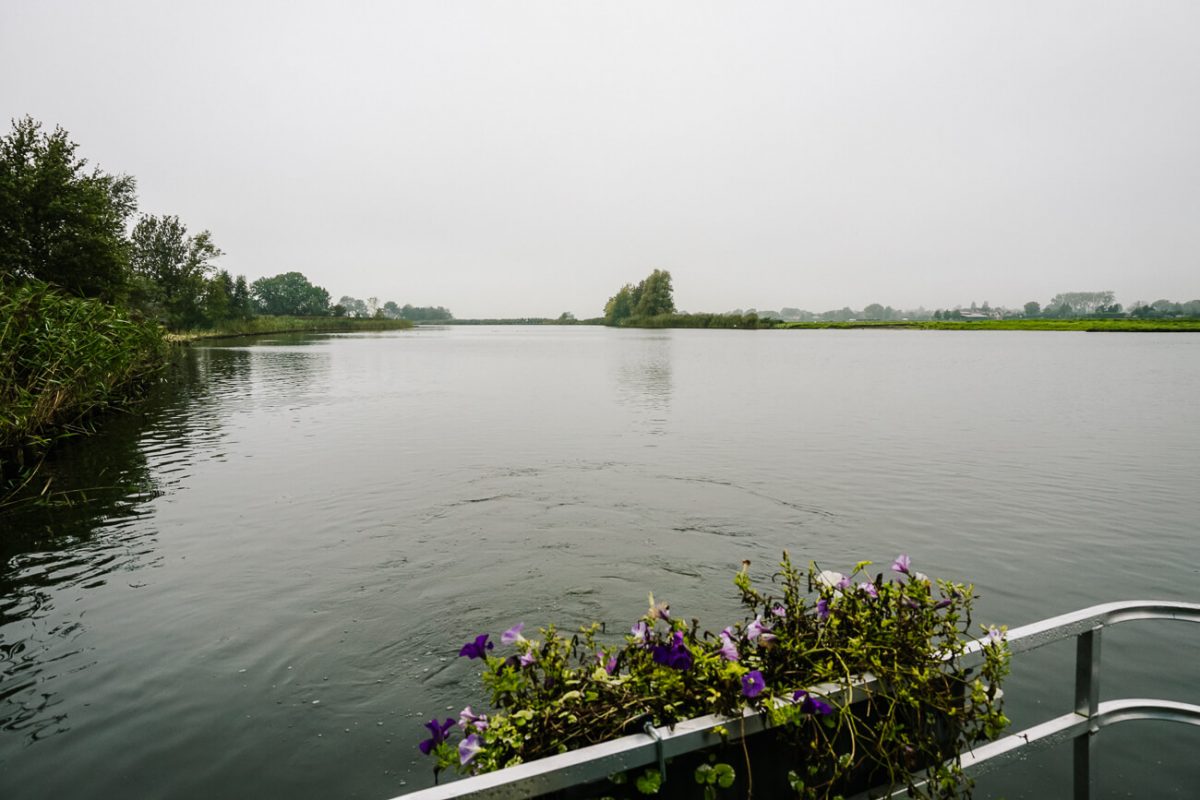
[985,625,1005,645]
[651,630,694,670]
[458,733,483,765]
[605,654,618,674]
[459,706,488,731]
[792,690,834,716]
[860,581,878,599]
[901,596,921,610]
[742,670,766,698]
[519,650,537,667]
[631,620,650,644]
[418,717,456,755]
[717,629,740,662]
[816,598,830,622]
[746,615,772,642]
[933,598,952,610]
[459,634,494,659]
[501,623,525,645]
[891,554,912,575]
[771,604,787,619]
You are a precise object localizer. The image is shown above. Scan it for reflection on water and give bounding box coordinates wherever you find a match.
[0,340,331,746]
[613,331,672,438]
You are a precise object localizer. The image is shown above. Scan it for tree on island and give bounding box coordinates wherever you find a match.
[604,269,675,325]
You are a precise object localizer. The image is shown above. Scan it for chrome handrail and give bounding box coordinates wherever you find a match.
[860,600,1200,800]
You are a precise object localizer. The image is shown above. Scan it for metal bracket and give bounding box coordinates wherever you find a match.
[643,720,667,784]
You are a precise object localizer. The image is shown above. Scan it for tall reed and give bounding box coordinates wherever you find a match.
[1,280,169,488]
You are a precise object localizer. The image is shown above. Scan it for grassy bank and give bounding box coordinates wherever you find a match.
[171,316,414,341]
[1,281,170,494]
[773,318,1200,332]
[617,312,766,328]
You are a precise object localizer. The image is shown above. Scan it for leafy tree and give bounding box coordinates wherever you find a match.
[604,284,636,324]
[128,214,222,329]
[1046,291,1115,316]
[604,269,675,325]
[863,303,885,320]
[338,295,368,317]
[0,116,137,300]
[251,271,331,316]
[1023,301,1041,317]
[382,300,402,319]
[231,275,253,318]
[202,269,235,323]
[399,304,452,321]
[633,269,675,317]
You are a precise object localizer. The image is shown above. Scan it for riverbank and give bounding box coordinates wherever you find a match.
[1,281,169,501]
[773,318,1200,332]
[170,316,414,341]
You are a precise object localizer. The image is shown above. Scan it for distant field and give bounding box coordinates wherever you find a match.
[773,318,1200,332]
[172,316,414,341]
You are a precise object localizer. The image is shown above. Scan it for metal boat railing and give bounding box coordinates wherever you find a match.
[935,600,1200,800]
[393,601,1200,800]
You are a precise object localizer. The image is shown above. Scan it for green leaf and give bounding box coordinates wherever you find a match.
[635,770,662,795]
[712,763,735,788]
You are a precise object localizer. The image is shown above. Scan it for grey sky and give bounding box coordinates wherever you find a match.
[4,1,1199,318]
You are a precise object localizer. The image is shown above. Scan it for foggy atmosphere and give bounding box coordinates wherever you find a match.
[3,3,1200,800]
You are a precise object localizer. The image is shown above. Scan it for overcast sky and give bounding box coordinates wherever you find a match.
[4,2,1199,317]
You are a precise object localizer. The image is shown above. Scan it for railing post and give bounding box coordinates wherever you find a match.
[1073,626,1102,800]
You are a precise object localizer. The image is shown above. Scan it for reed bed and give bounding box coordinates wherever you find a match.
[1,281,169,484]
[171,315,413,340]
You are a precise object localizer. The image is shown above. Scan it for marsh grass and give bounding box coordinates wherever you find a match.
[171,315,414,340]
[1,281,169,503]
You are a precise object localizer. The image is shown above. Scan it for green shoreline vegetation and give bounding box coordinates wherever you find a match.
[600,272,1200,332]
[1,117,432,506]
[774,318,1200,332]
[0,281,168,503]
[171,315,413,341]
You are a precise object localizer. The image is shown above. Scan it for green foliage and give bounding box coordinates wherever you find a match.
[1045,291,1115,316]
[0,116,137,301]
[398,304,453,321]
[634,770,662,794]
[1,280,168,500]
[170,315,413,340]
[128,214,224,330]
[430,554,1010,799]
[251,271,331,316]
[617,312,763,329]
[695,762,736,798]
[776,318,1200,332]
[605,270,675,325]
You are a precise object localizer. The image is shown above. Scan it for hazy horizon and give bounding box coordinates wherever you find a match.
[5,2,1199,318]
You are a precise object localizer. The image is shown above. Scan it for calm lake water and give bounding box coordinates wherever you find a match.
[2,326,1199,799]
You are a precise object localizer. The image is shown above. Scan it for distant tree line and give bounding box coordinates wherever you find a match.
[1,117,452,331]
[765,291,1200,323]
[333,296,453,321]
